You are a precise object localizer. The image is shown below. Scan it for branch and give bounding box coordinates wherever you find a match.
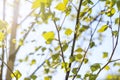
[72,13,102,80]
[110,59,120,63]
[96,12,120,78]
[30,57,51,76]
[65,0,83,80]
[53,20,67,71]
[0,58,17,79]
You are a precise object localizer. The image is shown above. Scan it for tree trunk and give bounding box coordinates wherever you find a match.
[6,0,20,80]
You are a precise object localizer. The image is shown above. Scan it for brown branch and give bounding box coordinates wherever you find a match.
[65,0,83,80]
[110,59,120,63]
[53,20,67,71]
[6,0,20,79]
[0,58,17,80]
[72,13,102,80]
[96,12,120,78]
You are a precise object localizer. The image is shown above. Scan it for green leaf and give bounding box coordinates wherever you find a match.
[42,47,46,52]
[0,32,5,41]
[30,75,37,80]
[72,68,78,74]
[113,62,120,66]
[75,47,83,52]
[97,25,108,33]
[51,53,59,61]
[90,63,100,72]
[62,43,68,52]
[44,68,49,74]
[69,56,75,63]
[84,58,88,64]
[42,31,55,44]
[117,0,120,11]
[89,74,97,80]
[61,62,68,69]
[63,0,68,5]
[102,52,108,58]
[105,8,116,17]
[89,41,95,48]
[79,25,89,33]
[55,2,66,11]
[65,28,73,36]
[24,78,30,80]
[44,76,51,80]
[115,18,119,24]
[112,31,118,37]
[32,0,48,9]
[75,54,82,60]
[104,65,110,70]
[30,59,36,65]
[11,70,22,79]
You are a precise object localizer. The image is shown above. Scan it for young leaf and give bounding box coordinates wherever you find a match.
[55,2,66,11]
[0,32,4,41]
[42,31,55,44]
[84,58,88,64]
[89,41,95,48]
[72,68,78,74]
[117,0,120,11]
[90,63,100,72]
[63,0,68,5]
[97,25,108,33]
[102,52,108,58]
[32,0,48,9]
[104,65,110,70]
[11,70,22,79]
[75,47,83,52]
[112,31,118,37]
[44,76,51,80]
[64,28,73,36]
[30,59,36,65]
[30,75,37,80]
[62,43,68,52]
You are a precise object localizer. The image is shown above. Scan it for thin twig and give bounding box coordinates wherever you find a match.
[53,20,67,71]
[0,58,17,79]
[96,12,120,78]
[72,13,102,80]
[110,59,120,63]
[30,57,51,76]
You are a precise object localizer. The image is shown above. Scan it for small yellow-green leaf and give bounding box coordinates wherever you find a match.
[75,47,83,52]
[0,32,4,41]
[32,0,48,9]
[11,70,22,79]
[65,28,73,36]
[30,59,36,65]
[19,39,24,46]
[55,2,66,11]
[63,0,68,5]
[42,31,55,44]
[63,43,68,52]
[97,25,108,33]
[117,0,120,11]
[44,76,51,80]
[105,8,116,17]
[104,65,110,70]
[102,52,108,58]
